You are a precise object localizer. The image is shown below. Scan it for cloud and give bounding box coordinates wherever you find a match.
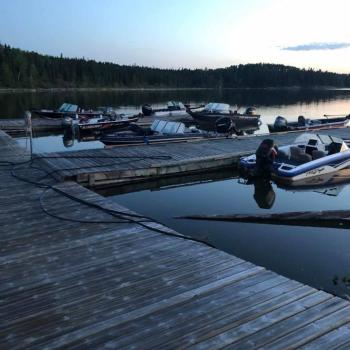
[282,42,350,51]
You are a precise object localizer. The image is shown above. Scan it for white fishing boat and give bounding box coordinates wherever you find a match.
[240,133,350,183]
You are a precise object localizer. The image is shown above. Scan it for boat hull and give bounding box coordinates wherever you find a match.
[239,148,350,184]
[101,133,206,146]
[77,116,139,133]
[33,110,102,119]
[269,116,350,133]
[273,151,350,183]
[188,110,260,132]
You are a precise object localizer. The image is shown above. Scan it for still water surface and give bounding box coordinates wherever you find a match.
[103,170,350,299]
[3,89,350,298]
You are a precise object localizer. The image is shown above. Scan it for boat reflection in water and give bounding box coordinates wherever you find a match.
[239,178,276,209]
[62,129,101,148]
[240,167,350,209]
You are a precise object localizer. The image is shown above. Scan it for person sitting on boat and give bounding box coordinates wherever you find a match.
[255,139,278,177]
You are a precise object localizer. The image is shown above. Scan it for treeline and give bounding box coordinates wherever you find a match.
[1,43,350,88]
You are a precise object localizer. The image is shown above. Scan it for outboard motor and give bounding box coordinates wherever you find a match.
[255,139,277,178]
[273,116,288,130]
[245,107,256,115]
[61,116,74,128]
[63,130,74,148]
[298,115,306,126]
[142,104,153,116]
[215,116,233,133]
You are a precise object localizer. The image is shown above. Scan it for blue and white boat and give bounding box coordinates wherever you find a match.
[239,133,350,184]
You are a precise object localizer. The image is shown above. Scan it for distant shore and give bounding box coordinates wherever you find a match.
[0,86,349,94]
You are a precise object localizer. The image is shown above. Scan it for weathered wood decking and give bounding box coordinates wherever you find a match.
[2,130,350,349]
[36,127,350,188]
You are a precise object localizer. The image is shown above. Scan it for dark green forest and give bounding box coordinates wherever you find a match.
[1,44,350,88]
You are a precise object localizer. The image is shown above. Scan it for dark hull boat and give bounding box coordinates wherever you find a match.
[187,103,261,134]
[32,103,103,119]
[100,119,226,146]
[141,101,189,117]
[269,115,350,133]
[62,114,139,134]
[101,132,206,146]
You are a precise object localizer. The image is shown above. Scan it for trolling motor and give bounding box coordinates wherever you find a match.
[215,116,234,134]
[141,104,153,116]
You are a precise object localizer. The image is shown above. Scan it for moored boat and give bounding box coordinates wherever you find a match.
[239,133,350,183]
[141,101,190,118]
[269,114,350,133]
[187,103,261,133]
[32,103,107,119]
[100,119,229,146]
[62,113,139,133]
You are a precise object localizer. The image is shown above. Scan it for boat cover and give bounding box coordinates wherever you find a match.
[151,120,186,134]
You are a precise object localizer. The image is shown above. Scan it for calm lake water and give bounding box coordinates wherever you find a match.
[102,169,350,299]
[3,88,350,298]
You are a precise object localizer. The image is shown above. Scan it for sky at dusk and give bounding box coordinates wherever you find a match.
[1,0,350,73]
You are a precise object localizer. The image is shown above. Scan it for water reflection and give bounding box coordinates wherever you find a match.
[239,169,350,211]
[102,166,350,298]
[2,88,350,118]
[253,179,276,209]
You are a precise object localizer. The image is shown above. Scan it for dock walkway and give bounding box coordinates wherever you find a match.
[37,127,350,187]
[2,130,350,349]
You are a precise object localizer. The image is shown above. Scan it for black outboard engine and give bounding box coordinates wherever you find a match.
[245,107,256,115]
[298,115,306,126]
[215,116,233,133]
[273,116,288,130]
[255,139,276,178]
[141,104,153,116]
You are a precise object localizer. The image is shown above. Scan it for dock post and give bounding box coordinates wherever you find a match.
[24,111,33,158]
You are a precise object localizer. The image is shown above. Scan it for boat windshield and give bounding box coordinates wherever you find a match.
[167,101,185,110]
[204,103,230,113]
[59,103,78,113]
[58,103,69,112]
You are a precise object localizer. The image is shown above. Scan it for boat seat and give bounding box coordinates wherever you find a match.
[312,149,327,160]
[305,145,318,156]
[290,146,312,164]
[290,146,303,158]
[293,153,312,164]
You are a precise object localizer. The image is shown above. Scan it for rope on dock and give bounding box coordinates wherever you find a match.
[2,156,216,249]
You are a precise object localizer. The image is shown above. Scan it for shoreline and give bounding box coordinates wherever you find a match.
[1,86,350,94]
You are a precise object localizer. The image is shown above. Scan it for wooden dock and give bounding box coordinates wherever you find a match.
[36,127,350,188]
[2,129,350,349]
